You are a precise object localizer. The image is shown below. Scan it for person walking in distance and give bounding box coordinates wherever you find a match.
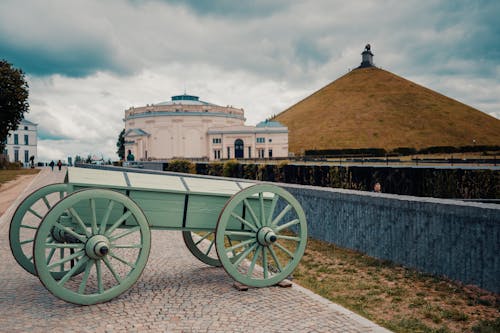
[49,160,55,171]
[57,160,62,171]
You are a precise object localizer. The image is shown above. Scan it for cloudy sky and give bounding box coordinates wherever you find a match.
[1,0,499,161]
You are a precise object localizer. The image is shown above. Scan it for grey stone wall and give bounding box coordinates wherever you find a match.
[280,183,500,293]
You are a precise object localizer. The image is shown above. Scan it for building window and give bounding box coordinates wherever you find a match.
[24,150,29,163]
[269,149,273,158]
[258,149,265,158]
[24,126,28,130]
[24,134,29,145]
[214,150,221,160]
[212,138,221,144]
[14,134,19,145]
[256,137,265,143]
[14,149,19,162]
[227,147,230,159]
[269,138,272,143]
[248,146,251,158]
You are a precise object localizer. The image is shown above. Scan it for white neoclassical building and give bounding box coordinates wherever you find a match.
[124,94,288,161]
[3,119,38,166]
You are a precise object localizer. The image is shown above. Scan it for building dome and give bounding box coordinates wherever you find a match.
[124,94,246,160]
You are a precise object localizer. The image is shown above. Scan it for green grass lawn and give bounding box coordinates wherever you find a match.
[0,169,40,187]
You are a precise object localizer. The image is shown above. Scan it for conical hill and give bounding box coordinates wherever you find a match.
[274,67,500,154]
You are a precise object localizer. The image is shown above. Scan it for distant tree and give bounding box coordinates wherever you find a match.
[0,60,29,153]
[116,128,125,160]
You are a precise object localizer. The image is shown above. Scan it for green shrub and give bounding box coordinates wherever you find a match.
[223,159,239,177]
[166,159,195,174]
[207,162,223,176]
[6,161,23,170]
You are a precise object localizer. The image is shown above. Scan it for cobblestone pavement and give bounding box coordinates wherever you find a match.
[0,167,391,333]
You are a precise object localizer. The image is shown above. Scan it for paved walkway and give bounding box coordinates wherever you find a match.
[0,167,391,332]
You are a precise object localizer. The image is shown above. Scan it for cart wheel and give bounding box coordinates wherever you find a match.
[182,231,221,267]
[9,183,69,277]
[215,184,307,287]
[33,189,151,305]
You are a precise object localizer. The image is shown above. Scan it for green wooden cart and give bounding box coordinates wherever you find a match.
[9,167,307,305]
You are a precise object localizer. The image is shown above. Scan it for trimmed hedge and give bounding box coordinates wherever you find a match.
[305,145,500,157]
[193,162,499,199]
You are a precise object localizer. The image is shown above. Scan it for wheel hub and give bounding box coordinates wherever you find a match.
[257,227,277,246]
[85,235,110,259]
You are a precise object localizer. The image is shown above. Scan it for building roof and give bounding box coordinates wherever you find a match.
[20,118,37,126]
[208,123,288,135]
[124,128,150,137]
[155,94,217,107]
[256,120,286,128]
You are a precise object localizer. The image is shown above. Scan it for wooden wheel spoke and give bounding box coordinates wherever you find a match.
[204,239,215,256]
[90,199,98,235]
[47,250,84,270]
[45,243,84,249]
[78,260,94,294]
[259,192,265,226]
[46,248,56,264]
[243,199,261,228]
[247,246,261,277]
[268,245,283,272]
[109,252,136,269]
[68,208,91,237]
[230,212,258,232]
[28,208,43,220]
[112,243,143,249]
[274,219,300,232]
[54,223,87,242]
[42,196,51,210]
[271,204,292,227]
[262,247,269,279]
[267,194,279,226]
[225,238,255,253]
[276,235,300,242]
[109,226,141,241]
[99,200,115,234]
[58,256,89,286]
[233,243,258,267]
[194,232,212,246]
[95,260,103,294]
[274,242,294,259]
[19,238,34,245]
[20,224,38,230]
[224,230,255,238]
[105,211,132,236]
[102,257,122,284]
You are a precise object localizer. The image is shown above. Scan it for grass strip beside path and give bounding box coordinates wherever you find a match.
[291,237,500,333]
[0,169,40,187]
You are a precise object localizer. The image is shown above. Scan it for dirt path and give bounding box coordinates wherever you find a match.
[0,173,40,218]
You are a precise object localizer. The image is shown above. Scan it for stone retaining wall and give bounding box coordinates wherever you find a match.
[280,183,500,293]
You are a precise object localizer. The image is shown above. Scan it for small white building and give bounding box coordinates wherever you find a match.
[124,94,288,161]
[3,119,38,166]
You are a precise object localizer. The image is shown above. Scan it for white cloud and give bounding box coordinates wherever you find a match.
[0,0,497,162]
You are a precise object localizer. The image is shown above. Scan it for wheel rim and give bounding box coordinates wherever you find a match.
[9,183,69,277]
[33,189,151,305]
[215,184,307,287]
[182,231,221,267]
